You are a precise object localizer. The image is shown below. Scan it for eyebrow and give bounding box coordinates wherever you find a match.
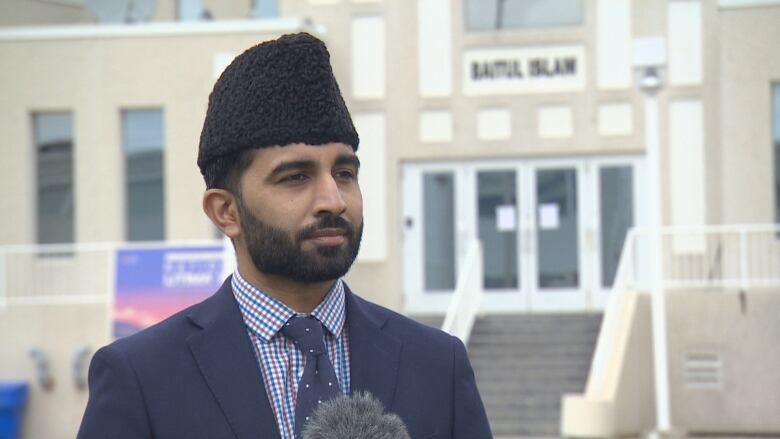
[268,159,317,180]
[267,154,361,179]
[335,154,361,170]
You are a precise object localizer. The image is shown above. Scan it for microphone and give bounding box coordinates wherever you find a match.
[302,391,411,439]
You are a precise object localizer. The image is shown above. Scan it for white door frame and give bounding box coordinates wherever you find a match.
[401,155,645,314]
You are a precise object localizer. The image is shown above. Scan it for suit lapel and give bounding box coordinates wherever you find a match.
[345,286,402,410]
[186,278,281,439]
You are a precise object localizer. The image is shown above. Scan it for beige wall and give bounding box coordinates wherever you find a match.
[667,290,780,433]
[719,6,780,224]
[564,289,780,437]
[2,0,775,311]
[0,0,93,27]
[0,25,315,244]
[0,303,108,439]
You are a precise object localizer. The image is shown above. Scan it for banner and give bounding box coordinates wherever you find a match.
[114,245,224,338]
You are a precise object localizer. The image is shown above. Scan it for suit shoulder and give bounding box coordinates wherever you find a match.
[350,293,454,345]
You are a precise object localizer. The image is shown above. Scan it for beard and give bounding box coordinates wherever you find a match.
[236,198,363,283]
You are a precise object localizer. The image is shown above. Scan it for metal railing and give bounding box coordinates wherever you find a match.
[441,240,484,346]
[587,223,780,395]
[614,223,780,292]
[0,242,114,309]
[0,240,222,309]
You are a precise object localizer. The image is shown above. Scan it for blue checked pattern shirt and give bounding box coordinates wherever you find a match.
[231,270,351,439]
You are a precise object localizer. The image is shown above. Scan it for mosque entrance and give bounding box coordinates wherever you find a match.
[401,155,647,313]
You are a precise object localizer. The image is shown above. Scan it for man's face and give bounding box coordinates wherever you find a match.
[235,142,363,283]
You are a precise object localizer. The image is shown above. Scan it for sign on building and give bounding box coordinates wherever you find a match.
[463,45,586,95]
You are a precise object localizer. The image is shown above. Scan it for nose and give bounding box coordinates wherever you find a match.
[313,174,347,217]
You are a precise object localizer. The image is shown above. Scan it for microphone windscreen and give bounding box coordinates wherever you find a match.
[302,391,411,439]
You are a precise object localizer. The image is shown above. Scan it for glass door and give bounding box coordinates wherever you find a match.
[526,162,586,310]
[401,156,644,314]
[475,167,527,311]
[477,170,519,290]
[402,164,473,312]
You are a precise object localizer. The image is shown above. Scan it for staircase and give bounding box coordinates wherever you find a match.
[468,314,602,437]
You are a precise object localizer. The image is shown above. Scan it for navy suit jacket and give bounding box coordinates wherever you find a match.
[77,278,492,438]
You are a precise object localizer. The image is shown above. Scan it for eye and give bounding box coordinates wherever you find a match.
[281,173,309,183]
[335,169,357,180]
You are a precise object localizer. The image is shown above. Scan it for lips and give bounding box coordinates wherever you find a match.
[303,228,348,246]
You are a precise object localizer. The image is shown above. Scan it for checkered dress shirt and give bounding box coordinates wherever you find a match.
[231,270,351,439]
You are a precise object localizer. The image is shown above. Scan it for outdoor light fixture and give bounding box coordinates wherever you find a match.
[73,346,91,390]
[639,67,663,93]
[29,348,53,391]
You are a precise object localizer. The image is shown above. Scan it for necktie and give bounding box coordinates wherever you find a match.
[282,315,342,438]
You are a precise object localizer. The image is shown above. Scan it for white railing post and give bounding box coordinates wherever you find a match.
[586,228,636,394]
[739,228,748,290]
[441,240,483,346]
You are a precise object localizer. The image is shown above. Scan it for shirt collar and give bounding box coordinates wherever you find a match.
[231,270,346,342]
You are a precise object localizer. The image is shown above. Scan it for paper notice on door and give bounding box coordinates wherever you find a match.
[539,203,560,230]
[496,205,516,232]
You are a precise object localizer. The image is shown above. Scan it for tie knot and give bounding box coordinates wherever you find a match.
[281,316,326,356]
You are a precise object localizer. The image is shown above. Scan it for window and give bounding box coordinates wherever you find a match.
[34,112,74,244]
[122,109,165,241]
[775,84,780,223]
[177,0,203,21]
[252,0,278,18]
[464,0,583,31]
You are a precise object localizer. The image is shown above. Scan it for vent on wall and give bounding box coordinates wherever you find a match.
[684,352,722,389]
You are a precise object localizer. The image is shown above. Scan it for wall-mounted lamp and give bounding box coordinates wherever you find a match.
[72,347,91,390]
[29,348,53,391]
[639,67,663,94]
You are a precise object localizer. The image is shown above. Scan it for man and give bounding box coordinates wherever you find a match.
[78,32,492,439]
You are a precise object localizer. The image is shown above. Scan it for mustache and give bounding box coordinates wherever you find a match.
[297,215,355,241]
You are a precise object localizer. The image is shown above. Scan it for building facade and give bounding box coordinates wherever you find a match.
[1,0,780,437]
[2,0,778,313]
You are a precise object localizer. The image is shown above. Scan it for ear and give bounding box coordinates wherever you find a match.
[202,189,241,239]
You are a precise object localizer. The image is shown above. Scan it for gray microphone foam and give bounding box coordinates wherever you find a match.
[302,391,411,439]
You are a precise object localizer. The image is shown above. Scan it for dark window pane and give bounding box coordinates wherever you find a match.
[424,172,456,291]
[600,166,634,287]
[34,112,74,244]
[464,0,584,31]
[123,109,165,241]
[536,168,579,289]
[478,171,518,289]
[253,0,278,18]
[178,0,202,20]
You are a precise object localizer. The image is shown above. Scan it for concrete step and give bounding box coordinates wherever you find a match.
[465,313,602,438]
[473,368,592,381]
[469,344,597,358]
[469,330,600,344]
[472,355,593,366]
[475,371,590,386]
[472,314,602,332]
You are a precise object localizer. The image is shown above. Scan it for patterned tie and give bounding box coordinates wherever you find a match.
[282,315,342,438]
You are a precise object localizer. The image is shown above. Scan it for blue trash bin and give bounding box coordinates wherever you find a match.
[0,382,28,439]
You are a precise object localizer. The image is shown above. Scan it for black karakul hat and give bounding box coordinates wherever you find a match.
[197,32,359,175]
